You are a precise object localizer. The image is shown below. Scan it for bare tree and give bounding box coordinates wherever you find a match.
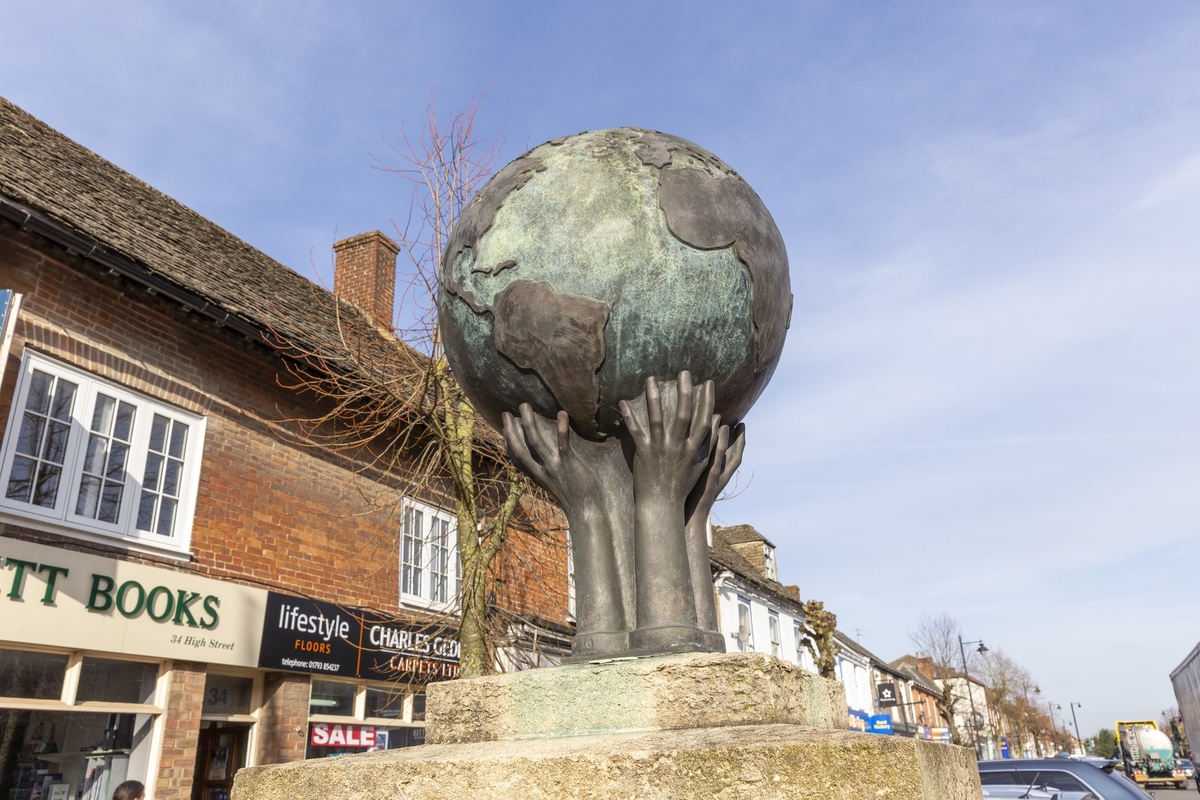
[909,612,976,678]
[267,93,561,679]
[909,612,978,747]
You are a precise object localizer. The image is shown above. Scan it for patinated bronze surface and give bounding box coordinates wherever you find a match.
[438,128,790,658]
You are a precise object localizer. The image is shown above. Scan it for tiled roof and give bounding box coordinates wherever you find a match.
[0,98,521,459]
[0,95,353,352]
[833,629,905,679]
[710,525,800,611]
[713,522,776,548]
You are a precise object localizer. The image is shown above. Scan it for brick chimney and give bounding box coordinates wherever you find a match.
[333,231,399,326]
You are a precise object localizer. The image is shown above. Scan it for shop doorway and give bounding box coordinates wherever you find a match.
[190,723,249,800]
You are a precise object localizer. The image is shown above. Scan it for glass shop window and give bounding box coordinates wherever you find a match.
[309,680,357,717]
[0,710,157,800]
[0,648,69,699]
[366,686,405,720]
[411,692,426,722]
[202,675,255,717]
[77,658,159,704]
[306,681,428,760]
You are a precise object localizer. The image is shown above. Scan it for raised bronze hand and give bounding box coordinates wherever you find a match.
[684,419,746,644]
[618,371,715,646]
[502,404,635,655]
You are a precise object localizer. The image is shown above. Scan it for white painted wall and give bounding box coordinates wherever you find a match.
[714,574,810,672]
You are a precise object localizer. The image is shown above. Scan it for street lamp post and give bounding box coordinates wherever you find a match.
[1047,701,1062,755]
[1069,702,1083,755]
[958,635,989,759]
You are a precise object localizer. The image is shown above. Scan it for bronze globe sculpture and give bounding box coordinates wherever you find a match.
[439,128,791,659]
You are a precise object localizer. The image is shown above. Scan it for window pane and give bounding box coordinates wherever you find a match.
[143,453,163,490]
[1014,771,1089,792]
[8,372,77,510]
[51,379,77,421]
[156,497,176,536]
[402,508,423,597]
[137,491,156,531]
[149,414,168,452]
[366,687,405,719]
[168,421,188,458]
[137,417,188,538]
[42,420,70,464]
[113,401,136,440]
[310,680,356,716]
[77,658,158,704]
[91,393,115,433]
[75,391,137,524]
[737,601,753,651]
[83,433,108,473]
[0,649,69,699]
[5,456,34,502]
[107,441,129,480]
[25,370,52,414]
[978,772,1021,786]
[99,482,124,524]
[76,474,101,517]
[411,692,426,722]
[32,464,61,507]
[163,458,180,495]
[202,674,254,715]
[15,412,44,457]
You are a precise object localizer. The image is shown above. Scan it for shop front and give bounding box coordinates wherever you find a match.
[257,593,459,763]
[0,536,266,800]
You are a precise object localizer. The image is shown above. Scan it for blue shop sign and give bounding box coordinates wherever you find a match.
[869,714,894,735]
[1000,736,1011,758]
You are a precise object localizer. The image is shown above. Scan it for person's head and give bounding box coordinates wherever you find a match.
[112,780,144,800]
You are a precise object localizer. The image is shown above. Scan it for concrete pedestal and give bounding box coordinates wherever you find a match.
[232,653,983,800]
[427,652,847,743]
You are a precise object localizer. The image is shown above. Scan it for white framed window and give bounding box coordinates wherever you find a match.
[0,351,206,555]
[399,498,459,611]
[768,611,782,658]
[762,544,778,582]
[736,596,754,652]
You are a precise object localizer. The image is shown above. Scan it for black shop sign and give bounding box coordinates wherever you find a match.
[257,592,459,682]
[876,682,898,707]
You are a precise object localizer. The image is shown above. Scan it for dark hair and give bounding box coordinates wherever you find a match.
[112,781,145,800]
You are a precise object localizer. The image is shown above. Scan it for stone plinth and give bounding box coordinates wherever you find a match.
[427,652,846,744]
[232,653,984,800]
[232,723,982,800]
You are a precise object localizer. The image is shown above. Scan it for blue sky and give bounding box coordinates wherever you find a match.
[4,1,1200,737]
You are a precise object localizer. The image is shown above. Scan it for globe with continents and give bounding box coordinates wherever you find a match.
[438,128,792,439]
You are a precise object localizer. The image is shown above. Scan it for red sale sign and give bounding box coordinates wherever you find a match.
[310,723,377,748]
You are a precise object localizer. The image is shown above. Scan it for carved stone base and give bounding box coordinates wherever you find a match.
[232,723,982,800]
[231,653,983,800]
[427,652,845,744]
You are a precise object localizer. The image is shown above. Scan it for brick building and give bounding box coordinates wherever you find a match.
[0,97,569,799]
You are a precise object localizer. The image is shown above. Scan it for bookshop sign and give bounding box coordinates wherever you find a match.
[0,535,267,666]
[258,592,459,682]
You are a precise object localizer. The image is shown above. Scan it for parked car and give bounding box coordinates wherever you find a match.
[978,759,1153,800]
[1177,757,1195,779]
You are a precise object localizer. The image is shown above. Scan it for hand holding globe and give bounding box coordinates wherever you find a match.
[439,128,790,658]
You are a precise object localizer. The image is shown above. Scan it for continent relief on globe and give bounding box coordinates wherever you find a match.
[438,128,792,439]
